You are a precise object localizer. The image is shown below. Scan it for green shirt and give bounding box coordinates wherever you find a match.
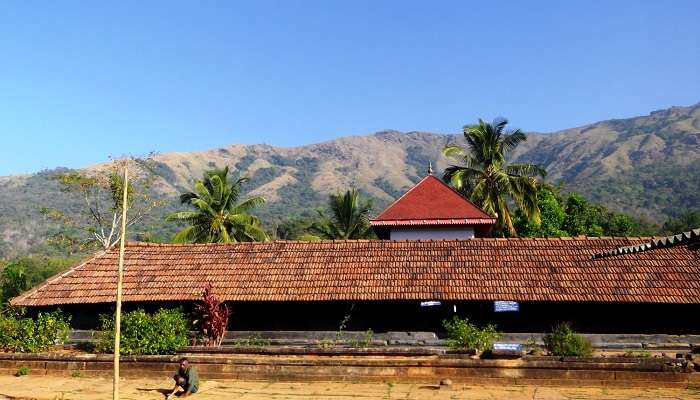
[179,367,199,393]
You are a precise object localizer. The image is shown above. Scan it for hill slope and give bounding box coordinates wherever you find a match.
[1,102,698,258]
[511,103,700,219]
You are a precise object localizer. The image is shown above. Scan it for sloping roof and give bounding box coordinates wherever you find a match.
[370,175,495,226]
[593,228,700,259]
[12,237,700,307]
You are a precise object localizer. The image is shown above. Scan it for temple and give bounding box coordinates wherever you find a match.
[10,171,700,334]
[370,172,495,240]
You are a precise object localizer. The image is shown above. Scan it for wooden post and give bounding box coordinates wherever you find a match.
[113,166,128,400]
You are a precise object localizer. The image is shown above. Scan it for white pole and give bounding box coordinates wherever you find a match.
[113,166,128,400]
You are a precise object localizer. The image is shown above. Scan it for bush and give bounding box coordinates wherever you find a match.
[0,309,71,352]
[543,323,592,357]
[442,316,502,352]
[94,308,189,355]
[192,285,229,347]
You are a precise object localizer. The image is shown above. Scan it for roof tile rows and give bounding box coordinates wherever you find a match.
[11,237,700,307]
[370,175,495,226]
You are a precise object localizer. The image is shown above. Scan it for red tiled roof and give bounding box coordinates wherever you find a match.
[370,175,495,226]
[11,237,700,306]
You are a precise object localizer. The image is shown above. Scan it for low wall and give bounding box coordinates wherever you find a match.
[68,330,700,351]
[0,350,698,388]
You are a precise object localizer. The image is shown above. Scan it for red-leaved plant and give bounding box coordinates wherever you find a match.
[193,284,230,347]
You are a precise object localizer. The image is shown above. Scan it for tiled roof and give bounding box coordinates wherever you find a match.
[12,237,700,307]
[370,175,495,226]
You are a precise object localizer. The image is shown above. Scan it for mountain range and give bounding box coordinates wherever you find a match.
[1,102,699,259]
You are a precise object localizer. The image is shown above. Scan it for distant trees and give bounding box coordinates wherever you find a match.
[310,189,376,240]
[514,187,656,237]
[662,210,700,234]
[40,156,163,252]
[0,256,77,304]
[443,118,545,235]
[167,166,268,243]
[271,189,376,241]
[273,217,317,240]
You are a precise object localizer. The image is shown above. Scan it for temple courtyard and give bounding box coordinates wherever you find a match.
[0,376,699,400]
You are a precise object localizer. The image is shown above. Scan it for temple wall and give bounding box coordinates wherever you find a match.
[389,227,475,240]
[40,300,700,334]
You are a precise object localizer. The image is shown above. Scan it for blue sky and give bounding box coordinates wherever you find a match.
[1,1,699,175]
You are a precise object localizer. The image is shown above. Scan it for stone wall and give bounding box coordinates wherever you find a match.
[0,351,698,388]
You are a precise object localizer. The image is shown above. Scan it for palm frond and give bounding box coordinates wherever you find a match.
[166,211,204,221]
[168,167,266,243]
[231,196,266,214]
[179,192,199,205]
[442,145,467,158]
[506,163,547,178]
[500,130,526,154]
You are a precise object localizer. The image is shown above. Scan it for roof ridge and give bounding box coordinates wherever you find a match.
[425,175,496,219]
[371,175,494,222]
[123,236,658,247]
[371,175,433,220]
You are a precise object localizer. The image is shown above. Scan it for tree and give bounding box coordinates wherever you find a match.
[40,156,163,252]
[273,217,316,240]
[443,118,546,235]
[515,187,568,237]
[663,210,700,234]
[598,212,636,237]
[0,256,76,304]
[562,193,604,236]
[515,187,659,238]
[0,263,27,304]
[167,166,268,243]
[311,189,375,239]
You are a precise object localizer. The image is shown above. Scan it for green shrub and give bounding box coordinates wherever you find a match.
[442,316,502,352]
[93,308,189,355]
[34,310,72,349]
[0,309,71,353]
[350,329,374,348]
[543,323,593,357]
[15,366,29,376]
[234,333,271,347]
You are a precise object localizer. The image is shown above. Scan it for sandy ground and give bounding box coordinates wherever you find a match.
[0,376,699,400]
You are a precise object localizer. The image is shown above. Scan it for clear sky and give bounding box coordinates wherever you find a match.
[1,1,699,175]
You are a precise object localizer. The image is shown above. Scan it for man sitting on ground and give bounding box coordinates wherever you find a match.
[167,357,199,398]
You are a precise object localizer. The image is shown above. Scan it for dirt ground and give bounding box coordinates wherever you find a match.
[0,376,699,400]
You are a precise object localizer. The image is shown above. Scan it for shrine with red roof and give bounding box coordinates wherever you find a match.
[370,173,495,239]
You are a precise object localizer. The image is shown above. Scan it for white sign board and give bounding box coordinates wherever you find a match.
[494,301,519,312]
[420,301,441,307]
[493,343,522,351]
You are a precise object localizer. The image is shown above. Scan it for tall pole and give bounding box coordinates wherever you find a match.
[113,166,128,400]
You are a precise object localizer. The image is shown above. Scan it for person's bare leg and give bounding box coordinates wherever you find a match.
[166,376,185,399]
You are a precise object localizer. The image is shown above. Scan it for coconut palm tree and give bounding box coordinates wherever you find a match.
[311,189,374,239]
[167,166,268,243]
[443,118,545,235]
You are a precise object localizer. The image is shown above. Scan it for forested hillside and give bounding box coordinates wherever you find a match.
[1,102,698,259]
